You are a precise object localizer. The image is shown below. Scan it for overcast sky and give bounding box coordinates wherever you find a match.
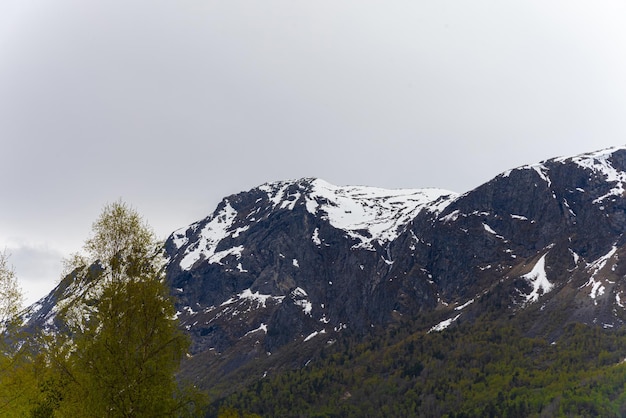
[2,1,626,305]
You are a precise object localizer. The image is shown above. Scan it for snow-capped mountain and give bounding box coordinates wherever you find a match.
[163,178,457,357]
[168,178,455,267]
[398,145,626,336]
[21,146,626,395]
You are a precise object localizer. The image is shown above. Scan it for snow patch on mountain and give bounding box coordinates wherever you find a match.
[303,329,326,342]
[483,223,497,235]
[531,164,552,187]
[440,210,460,223]
[171,229,190,250]
[302,179,456,250]
[521,253,554,303]
[178,201,240,270]
[581,246,618,303]
[210,246,244,265]
[312,228,322,246]
[557,146,626,203]
[245,323,268,336]
[429,314,461,333]
[221,288,285,309]
[291,287,313,316]
[455,299,475,311]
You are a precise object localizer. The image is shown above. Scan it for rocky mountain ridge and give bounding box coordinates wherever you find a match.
[163,178,457,356]
[20,145,626,394]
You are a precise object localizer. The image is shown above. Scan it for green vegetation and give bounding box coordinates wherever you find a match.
[0,250,33,417]
[0,201,206,417]
[0,249,22,323]
[216,317,626,417]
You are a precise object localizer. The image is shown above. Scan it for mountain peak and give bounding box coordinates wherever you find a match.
[300,179,457,249]
[167,179,458,272]
[554,145,626,163]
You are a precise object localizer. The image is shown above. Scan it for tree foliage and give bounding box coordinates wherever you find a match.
[62,278,194,416]
[0,250,22,324]
[217,318,626,417]
[54,201,205,416]
[3,201,206,416]
[82,199,158,283]
[0,250,31,416]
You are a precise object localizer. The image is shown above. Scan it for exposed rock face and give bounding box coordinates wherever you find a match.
[163,178,456,355]
[21,146,626,391]
[395,147,626,337]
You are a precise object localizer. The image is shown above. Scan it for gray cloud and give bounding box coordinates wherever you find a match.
[2,243,65,306]
[2,1,626,303]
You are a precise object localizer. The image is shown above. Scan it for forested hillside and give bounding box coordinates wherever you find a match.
[215,312,626,417]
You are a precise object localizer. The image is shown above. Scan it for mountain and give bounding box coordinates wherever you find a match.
[162,178,457,389]
[20,146,626,414]
[407,146,626,337]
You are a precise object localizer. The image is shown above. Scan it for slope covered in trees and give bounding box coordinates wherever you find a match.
[215,312,626,417]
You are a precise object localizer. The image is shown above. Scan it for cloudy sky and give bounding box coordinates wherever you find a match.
[2,1,626,305]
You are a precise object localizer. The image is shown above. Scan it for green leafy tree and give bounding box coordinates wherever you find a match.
[83,199,157,283]
[63,273,193,416]
[0,250,34,416]
[51,201,205,416]
[0,250,22,324]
